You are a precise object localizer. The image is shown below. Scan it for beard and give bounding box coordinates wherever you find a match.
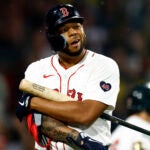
[61,44,83,57]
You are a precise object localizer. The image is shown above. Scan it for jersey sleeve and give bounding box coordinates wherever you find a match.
[83,57,120,110]
[24,60,44,84]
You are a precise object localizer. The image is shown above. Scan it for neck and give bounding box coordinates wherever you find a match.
[134,111,150,122]
[58,49,86,69]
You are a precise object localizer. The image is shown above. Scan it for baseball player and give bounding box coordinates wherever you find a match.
[16,4,120,150]
[110,82,150,150]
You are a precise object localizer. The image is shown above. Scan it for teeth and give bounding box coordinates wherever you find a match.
[72,40,78,44]
[70,38,80,45]
[75,39,79,43]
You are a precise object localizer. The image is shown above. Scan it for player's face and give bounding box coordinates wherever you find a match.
[57,22,86,57]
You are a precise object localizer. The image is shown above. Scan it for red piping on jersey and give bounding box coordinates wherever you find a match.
[51,55,85,94]
[54,142,66,150]
[67,64,84,92]
[51,56,62,92]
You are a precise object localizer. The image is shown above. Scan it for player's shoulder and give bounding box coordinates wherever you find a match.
[87,49,119,69]
[26,55,55,72]
[126,116,150,128]
[28,55,54,67]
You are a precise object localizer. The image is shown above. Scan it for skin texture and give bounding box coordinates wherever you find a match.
[31,98,107,127]
[29,22,108,145]
[134,111,150,122]
[41,115,79,144]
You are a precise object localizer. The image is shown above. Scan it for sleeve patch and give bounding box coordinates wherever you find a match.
[100,81,111,92]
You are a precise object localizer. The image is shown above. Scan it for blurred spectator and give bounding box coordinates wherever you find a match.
[110,82,150,150]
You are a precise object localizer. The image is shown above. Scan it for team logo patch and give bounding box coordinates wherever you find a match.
[60,7,69,17]
[100,81,111,92]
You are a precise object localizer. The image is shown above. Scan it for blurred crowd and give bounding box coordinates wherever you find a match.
[0,0,149,149]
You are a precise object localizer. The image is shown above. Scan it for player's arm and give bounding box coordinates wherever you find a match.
[29,113,79,148]
[40,115,106,149]
[30,96,108,127]
[16,93,106,149]
[16,91,108,126]
[28,113,107,149]
[41,115,78,144]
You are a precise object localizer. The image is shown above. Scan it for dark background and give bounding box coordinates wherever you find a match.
[0,0,149,149]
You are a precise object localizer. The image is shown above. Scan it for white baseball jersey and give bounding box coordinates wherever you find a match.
[24,49,120,150]
[110,115,150,150]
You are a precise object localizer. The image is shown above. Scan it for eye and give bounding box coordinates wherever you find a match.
[73,25,81,30]
[59,27,68,33]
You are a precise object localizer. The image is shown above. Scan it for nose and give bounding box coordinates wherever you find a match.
[68,27,77,36]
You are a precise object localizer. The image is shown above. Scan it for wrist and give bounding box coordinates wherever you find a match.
[76,132,86,146]
[30,97,42,110]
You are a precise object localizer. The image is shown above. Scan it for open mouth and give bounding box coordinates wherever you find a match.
[71,39,80,46]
